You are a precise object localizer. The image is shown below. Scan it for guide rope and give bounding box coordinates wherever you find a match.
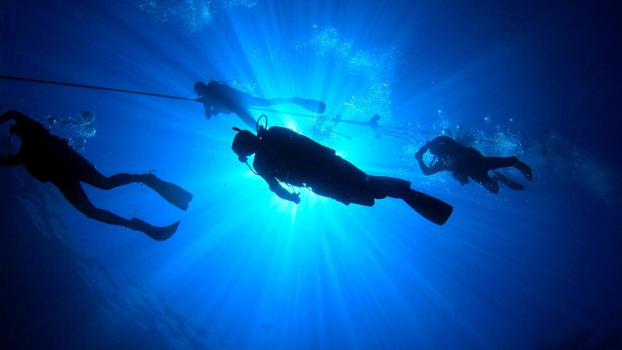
[0,74,494,143]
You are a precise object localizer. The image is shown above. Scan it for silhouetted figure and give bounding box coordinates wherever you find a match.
[231,125,453,225]
[415,136,533,194]
[194,80,326,128]
[0,110,192,241]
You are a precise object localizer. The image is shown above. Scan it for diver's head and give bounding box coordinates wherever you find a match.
[428,135,458,156]
[231,128,259,162]
[194,82,209,96]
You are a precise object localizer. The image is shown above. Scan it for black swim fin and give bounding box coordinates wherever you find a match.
[493,171,525,191]
[141,174,193,210]
[129,218,179,241]
[289,97,326,114]
[403,189,453,225]
[514,161,533,181]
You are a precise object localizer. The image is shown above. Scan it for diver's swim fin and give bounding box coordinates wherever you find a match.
[514,161,533,181]
[130,218,179,241]
[403,189,453,225]
[289,97,326,114]
[493,171,525,191]
[142,174,193,210]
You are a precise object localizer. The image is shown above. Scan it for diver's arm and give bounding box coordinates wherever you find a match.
[417,157,438,175]
[415,142,442,175]
[0,110,28,124]
[0,114,11,124]
[262,175,300,204]
[416,155,445,176]
[414,142,429,160]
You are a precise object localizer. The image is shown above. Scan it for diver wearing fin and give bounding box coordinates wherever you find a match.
[194,80,326,128]
[415,135,533,194]
[230,119,453,225]
[0,110,193,241]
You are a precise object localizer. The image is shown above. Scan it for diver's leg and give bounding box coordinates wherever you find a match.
[366,175,453,225]
[233,108,258,129]
[246,95,326,114]
[366,176,411,198]
[55,181,127,226]
[70,154,140,190]
[474,174,500,194]
[84,172,141,190]
[250,97,307,106]
[492,171,525,190]
[483,156,518,171]
[243,95,276,107]
[513,160,533,180]
[77,163,192,210]
[54,181,179,241]
[484,156,533,180]
[241,92,299,107]
[139,174,193,211]
[308,155,375,206]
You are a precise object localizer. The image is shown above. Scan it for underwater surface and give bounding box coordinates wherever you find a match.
[1,0,621,349]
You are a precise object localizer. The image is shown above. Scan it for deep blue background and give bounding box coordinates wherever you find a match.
[1,1,621,349]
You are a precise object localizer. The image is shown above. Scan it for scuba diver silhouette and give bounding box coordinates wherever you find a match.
[0,110,192,241]
[415,135,533,194]
[230,117,453,225]
[194,80,326,128]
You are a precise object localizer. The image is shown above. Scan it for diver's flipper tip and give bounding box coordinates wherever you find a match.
[130,218,180,241]
[142,174,193,211]
[290,97,327,114]
[515,161,533,181]
[317,102,326,114]
[171,191,193,211]
[493,172,525,191]
[147,221,180,241]
[404,190,453,225]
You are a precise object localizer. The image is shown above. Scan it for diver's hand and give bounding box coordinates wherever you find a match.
[290,192,301,204]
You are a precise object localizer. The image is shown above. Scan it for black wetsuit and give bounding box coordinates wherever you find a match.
[199,82,250,115]
[416,136,532,193]
[195,81,326,129]
[196,81,268,128]
[253,126,405,206]
[233,125,453,224]
[14,118,95,184]
[0,110,191,240]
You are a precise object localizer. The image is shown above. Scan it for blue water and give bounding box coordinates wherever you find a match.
[1,1,621,349]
